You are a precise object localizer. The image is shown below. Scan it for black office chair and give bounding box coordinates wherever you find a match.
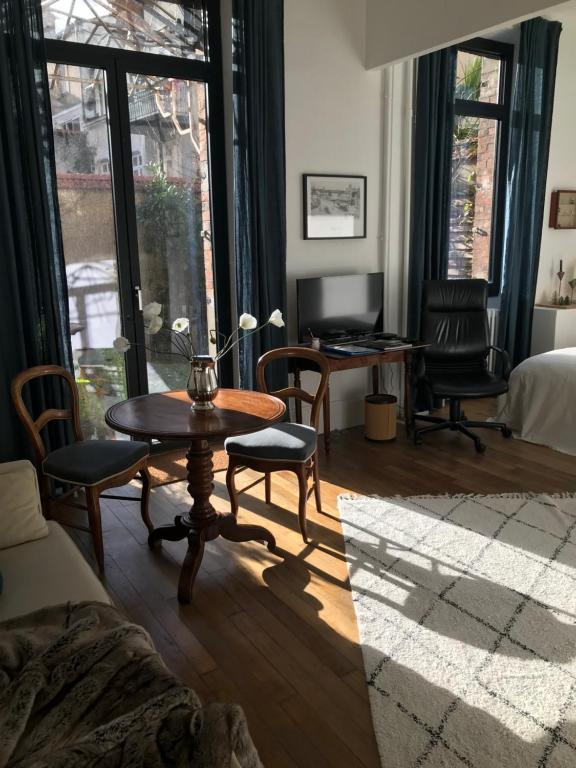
[414,279,512,453]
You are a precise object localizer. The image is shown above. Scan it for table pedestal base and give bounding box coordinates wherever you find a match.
[148,438,276,604]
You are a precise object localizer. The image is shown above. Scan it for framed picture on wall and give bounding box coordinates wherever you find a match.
[303,174,367,240]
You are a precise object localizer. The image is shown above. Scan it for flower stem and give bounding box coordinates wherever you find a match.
[169,329,192,358]
[216,327,241,358]
[215,321,270,361]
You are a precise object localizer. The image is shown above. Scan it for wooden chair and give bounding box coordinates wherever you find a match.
[11,365,152,572]
[225,347,330,542]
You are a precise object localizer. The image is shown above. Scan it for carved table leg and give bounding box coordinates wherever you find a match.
[218,513,276,552]
[178,529,206,604]
[148,439,217,603]
[149,438,277,604]
[148,516,190,546]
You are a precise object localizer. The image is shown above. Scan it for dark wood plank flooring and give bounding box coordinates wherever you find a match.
[64,401,576,767]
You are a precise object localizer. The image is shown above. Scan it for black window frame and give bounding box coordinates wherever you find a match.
[450,37,514,297]
[43,0,233,392]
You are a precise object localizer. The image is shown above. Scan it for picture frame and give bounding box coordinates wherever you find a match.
[303,174,367,240]
[549,190,576,230]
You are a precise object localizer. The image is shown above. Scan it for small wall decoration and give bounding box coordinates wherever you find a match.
[549,190,576,229]
[557,260,565,298]
[550,260,576,306]
[303,174,367,240]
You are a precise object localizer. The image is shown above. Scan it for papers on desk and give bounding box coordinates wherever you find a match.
[323,341,413,356]
[323,344,378,356]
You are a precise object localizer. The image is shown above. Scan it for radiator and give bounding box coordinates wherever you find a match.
[487,308,499,372]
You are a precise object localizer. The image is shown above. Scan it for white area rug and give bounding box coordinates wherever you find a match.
[338,493,576,768]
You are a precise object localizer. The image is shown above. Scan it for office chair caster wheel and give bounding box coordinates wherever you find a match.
[502,426,512,438]
[414,435,423,446]
[475,441,486,454]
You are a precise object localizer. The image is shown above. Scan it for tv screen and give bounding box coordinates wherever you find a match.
[296,273,384,342]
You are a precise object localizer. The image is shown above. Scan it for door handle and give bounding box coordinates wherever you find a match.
[135,285,143,311]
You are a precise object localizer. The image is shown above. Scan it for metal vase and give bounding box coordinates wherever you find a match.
[186,356,218,411]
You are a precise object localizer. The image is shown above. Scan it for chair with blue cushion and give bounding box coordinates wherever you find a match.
[225,347,330,543]
[11,365,152,572]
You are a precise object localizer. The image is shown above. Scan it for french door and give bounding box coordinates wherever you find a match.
[43,1,230,438]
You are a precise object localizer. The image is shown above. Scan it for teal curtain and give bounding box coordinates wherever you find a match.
[0,0,72,461]
[232,0,288,391]
[407,48,456,339]
[498,17,562,367]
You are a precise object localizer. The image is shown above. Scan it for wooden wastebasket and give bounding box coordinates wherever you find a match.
[364,394,397,442]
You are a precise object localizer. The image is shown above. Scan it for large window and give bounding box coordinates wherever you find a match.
[42,0,230,438]
[42,0,207,60]
[448,40,513,295]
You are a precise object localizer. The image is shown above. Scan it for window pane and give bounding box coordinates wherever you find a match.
[448,115,499,281]
[42,0,207,61]
[48,63,128,438]
[127,75,216,393]
[455,51,501,104]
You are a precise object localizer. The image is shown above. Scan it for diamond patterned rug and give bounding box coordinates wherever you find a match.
[338,493,576,767]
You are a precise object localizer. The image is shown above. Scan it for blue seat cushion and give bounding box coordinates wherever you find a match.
[225,423,317,462]
[43,440,149,486]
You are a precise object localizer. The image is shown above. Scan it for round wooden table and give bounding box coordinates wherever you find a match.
[105,389,286,603]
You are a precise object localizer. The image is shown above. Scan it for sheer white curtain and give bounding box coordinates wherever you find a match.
[378,60,415,415]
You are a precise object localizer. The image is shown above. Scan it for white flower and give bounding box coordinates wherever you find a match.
[143,301,162,321]
[268,309,285,328]
[113,336,131,353]
[239,313,258,330]
[146,315,163,334]
[172,317,190,333]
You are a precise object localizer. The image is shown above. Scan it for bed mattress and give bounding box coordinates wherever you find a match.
[496,347,576,455]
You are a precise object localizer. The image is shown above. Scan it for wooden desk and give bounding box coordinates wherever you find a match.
[105,389,285,603]
[291,344,426,454]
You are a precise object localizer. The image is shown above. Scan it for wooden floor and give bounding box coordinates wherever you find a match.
[64,401,576,768]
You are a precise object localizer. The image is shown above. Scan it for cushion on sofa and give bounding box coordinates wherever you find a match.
[0,521,111,622]
[0,460,48,550]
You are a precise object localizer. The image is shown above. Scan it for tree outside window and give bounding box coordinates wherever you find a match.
[447,41,513,295]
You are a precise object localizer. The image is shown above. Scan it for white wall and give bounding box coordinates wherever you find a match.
[365,0,570,68]
[282,0,575,430]
[285,0,384,431]
[535,2,576,305]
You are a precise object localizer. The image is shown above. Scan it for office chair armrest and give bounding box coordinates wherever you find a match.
[489,346,511,380]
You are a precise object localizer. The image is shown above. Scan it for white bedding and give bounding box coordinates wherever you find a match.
[496,347,576,455]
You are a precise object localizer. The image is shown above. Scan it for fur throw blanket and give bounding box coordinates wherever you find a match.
[0,602,262,768]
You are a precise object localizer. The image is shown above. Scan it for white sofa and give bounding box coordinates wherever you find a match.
[0,459,110,623]
[0,459,247,767]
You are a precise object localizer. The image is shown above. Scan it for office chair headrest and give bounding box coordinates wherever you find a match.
[422,279,488,312]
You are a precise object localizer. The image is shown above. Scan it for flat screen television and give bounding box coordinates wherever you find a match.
[296,272,384,342]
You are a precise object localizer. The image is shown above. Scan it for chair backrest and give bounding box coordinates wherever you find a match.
[11,365,83,462]
[256,347,330,430]
[421,279,490,366]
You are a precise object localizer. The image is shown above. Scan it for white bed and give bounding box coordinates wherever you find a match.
[496,347,576,456]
